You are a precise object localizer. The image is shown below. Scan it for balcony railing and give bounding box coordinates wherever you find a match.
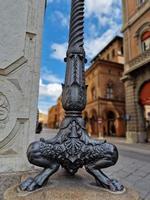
[125,50,150,74]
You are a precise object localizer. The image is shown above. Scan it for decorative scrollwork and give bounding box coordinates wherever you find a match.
[39,118,110,173]
[62,82,87,111]
[0,93,9,128]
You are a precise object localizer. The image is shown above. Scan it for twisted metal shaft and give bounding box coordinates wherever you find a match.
[68,0,84,49]
[62,0,86,114]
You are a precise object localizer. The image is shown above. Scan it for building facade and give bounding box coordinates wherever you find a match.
[39,113,48,127]
[84,36,125,137]
[122,0,150,143]
[48,36,126,138]
[47,106,58,129]
[47,97,65,129]
[0,0,46,172]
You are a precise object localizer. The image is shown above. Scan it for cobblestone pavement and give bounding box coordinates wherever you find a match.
[37,128,150,200]
[104,153,150,200]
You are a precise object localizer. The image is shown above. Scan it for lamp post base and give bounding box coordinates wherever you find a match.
[19,117,124,193]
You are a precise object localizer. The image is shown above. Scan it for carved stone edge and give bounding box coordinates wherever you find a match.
[0,119,22,150]
[0,56,28,75]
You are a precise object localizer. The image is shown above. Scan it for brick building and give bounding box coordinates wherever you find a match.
[83,36,126,137]
[47,105,58,129]
[39,113,48,127]
[48,36,126,138]
[47,97,64,129]
[122,0,150,143]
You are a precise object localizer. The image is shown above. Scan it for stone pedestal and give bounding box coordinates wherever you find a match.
[4,170,140,200]
[0,0,46,172]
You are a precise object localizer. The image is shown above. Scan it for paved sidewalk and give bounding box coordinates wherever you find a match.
[104,153,150,200]
[101,136,150,153]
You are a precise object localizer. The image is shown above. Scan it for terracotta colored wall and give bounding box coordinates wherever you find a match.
[140,82,150,105]
[100,40,124,64]
[123,0,150,66]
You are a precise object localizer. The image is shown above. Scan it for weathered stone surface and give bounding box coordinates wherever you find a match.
[0,0,46,172]
[4,169,140,200]
[0,174,21,200]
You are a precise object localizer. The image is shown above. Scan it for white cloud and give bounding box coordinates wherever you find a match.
[39,79,62,101]
[85,0,122,29]
[50,25,121,62]
[38,71,63,113]
[49,0,122,61]
[85,0,114,17]
[53,11,69,28]
[41,71,63,83]
[85,26,121,60]
[47,0,54,4]
[51,42,67,61]
[39,102,52,115]
[88,23,99,38]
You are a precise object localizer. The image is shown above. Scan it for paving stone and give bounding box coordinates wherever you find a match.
[144,174,150,181]
[133,169,149,178]
[144,192,150,200]
[137,190,150,200]
[111,170,131,179]
[135,180,150,191]
[124,175,142,185]
[0,174,21,200]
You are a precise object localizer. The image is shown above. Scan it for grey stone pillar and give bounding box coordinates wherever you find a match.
[125,78,139,143]
[0,0,46,172]
[135,99,147,142]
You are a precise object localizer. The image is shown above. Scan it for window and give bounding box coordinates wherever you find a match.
[106,86,113,99]
[138,0,146,5]
[121,46,124,55]
[107,54,110,60]
[106,81,114,99]
[118,71,122,76]
[141,31,150,52]
[112,49,115,58]
[108,69,111,74]
[91,87,96,101]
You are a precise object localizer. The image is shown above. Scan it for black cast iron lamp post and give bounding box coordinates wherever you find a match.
[20,0,125,194]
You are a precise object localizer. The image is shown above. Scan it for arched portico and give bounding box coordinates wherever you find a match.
[107,111,116,136]
[83,111,89,131]
[101,108,125,137]
[89,109,98,137]
[139,81,150,142]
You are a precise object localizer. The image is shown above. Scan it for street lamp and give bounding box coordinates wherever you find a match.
[19,0,125,193]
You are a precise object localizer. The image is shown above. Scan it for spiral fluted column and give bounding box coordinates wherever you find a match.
[68,0,84,49]
[62,0,86,115]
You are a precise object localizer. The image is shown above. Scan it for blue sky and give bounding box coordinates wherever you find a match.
[39,0,122,114]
